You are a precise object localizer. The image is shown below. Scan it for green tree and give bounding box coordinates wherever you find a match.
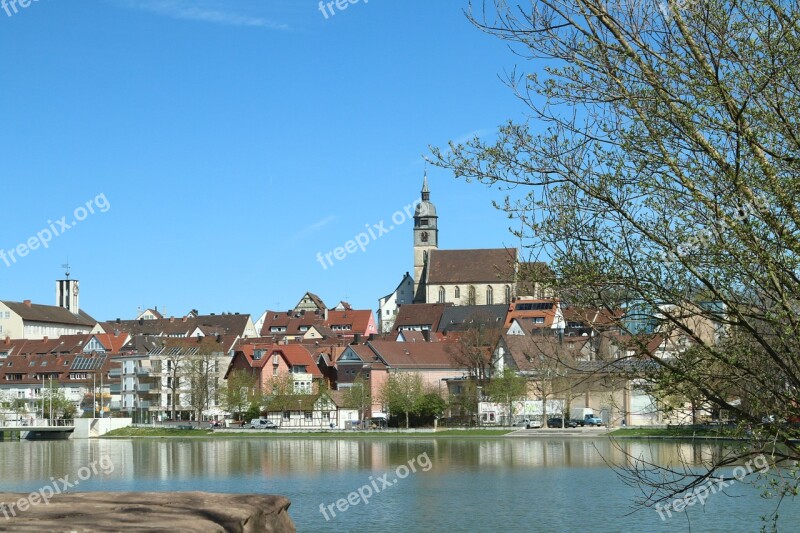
[342,375,371,426]
[220,370,259,422]
[381,373,424,428]
[486,368,527,425]
[41,388,77,421]
[416,391,447,420]
[433,0,800,509]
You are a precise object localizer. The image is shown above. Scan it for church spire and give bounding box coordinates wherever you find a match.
[421,171,430,201]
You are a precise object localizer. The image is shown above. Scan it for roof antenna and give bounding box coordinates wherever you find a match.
[62,260,71,279]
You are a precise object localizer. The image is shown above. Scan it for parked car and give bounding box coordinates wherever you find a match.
[547,417,578,428]
[526,419,543,429]
[249,419,278,429]
[514,418,542,429]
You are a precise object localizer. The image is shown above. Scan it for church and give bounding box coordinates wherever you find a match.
[411,175,547,306]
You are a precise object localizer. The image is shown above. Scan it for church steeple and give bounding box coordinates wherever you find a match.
[413,173,438,303]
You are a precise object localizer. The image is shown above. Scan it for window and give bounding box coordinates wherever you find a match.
[304,411,313,420]
[454,286,460,298]
[468,286,476,305]
[283,411,290,420]
[505,285,511,304]
[486,286,493,305]
[438,287,445,303]
[253,350,264,360]
[273,366,278,377]
[534,317,545,324]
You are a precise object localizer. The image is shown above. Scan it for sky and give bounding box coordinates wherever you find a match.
[0,0,536,322]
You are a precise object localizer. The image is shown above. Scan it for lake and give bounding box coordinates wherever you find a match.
[0,437,796,532]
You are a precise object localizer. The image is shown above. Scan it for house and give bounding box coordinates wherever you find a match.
[335,340,470,417]
[260,391,357,429]
[135,308,164,321]
[141,336,238,421]
[392,303,450,332]
[437,304,508,334]
[100,312,257,339]
[226,343,323,396]
[377,273,415,333]
[503,298,564,330]
[257,299,376,342]
[0,346,118,421]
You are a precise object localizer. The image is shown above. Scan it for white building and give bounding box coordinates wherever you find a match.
[377,273,414,334]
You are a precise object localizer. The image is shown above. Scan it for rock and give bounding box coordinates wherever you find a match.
[0,491,295,532]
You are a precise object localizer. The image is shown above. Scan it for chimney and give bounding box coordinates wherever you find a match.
[4,336,10,345]
[24,300,31,307]
[422,330,431,342]
[43,336,48,342]
[170,316,175,323]
[353,334,362,345]
[116,318,120,324]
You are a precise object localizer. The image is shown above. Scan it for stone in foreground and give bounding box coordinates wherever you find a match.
[0,491,295,532]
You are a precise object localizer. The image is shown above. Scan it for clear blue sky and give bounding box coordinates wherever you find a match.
[0,0,534,321]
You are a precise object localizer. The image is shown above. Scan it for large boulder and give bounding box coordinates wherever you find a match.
[0,491,295,532]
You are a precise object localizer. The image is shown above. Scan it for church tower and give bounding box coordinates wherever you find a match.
[56,264,80,315]
[413,172,438,303]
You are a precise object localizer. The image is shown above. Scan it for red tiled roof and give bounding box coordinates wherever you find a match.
[367,340,464,369]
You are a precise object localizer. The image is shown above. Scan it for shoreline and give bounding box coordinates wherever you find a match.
[95,426,745,441]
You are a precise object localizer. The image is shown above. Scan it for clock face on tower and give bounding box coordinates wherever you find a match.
[73,285,79,296]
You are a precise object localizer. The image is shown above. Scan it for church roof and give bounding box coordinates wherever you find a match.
[426,248,518,284]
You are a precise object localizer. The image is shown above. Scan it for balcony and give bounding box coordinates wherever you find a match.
[135,368,150,377]
[137,401,151,409]
[109,384,121,393]
[108,368,122,378]
[135,384,151,393]
[109,401,121,410]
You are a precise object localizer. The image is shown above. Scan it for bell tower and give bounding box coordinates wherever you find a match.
[413,172,438,303]
[56,262,80,315]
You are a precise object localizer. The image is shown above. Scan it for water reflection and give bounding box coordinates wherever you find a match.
[0,437,734,484]
[0,437,796,533]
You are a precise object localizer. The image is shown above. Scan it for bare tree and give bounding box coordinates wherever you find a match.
[433,0,800,513]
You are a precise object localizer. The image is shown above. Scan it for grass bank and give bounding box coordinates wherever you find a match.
[102,427,511,438]
[609,427,738,439]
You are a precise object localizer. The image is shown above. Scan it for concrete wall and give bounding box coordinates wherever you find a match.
[73,418,131,438]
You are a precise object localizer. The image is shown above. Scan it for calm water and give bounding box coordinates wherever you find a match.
[0,437,796,532]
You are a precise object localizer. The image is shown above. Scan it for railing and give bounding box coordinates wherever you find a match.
[109,384,121,393]
[136,384,151,393]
